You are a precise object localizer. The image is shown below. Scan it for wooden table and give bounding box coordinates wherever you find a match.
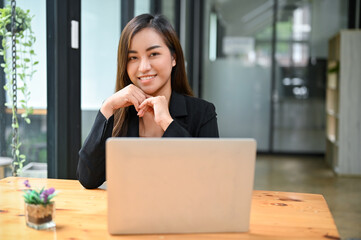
[0,177,340,239]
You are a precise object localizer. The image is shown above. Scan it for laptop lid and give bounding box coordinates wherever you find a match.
[106,138,256,234]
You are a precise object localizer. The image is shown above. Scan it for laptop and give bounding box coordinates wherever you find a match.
[106,138,256,235]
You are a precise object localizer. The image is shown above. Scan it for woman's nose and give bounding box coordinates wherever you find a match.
[139,57,151,72]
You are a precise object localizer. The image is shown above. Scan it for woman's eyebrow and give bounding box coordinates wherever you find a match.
[128,45,162,54]
[146,45,161,51]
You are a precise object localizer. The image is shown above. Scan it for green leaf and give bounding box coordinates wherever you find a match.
[47,194,56,202]
[23,194,31,202]
[31,193,42,204]
[25,118,31,124]
[24,58,30,62]
[15,149,19,156]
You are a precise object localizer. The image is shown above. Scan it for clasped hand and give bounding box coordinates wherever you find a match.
[101,84,173,131]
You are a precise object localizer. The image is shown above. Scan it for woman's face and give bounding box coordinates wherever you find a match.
[127,27,176,96]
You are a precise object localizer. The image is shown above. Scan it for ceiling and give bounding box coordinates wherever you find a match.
[208,0,308,36]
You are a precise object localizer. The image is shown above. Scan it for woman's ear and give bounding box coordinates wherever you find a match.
[172,54,176,67]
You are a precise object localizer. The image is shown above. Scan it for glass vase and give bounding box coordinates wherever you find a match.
[25,202,56,230]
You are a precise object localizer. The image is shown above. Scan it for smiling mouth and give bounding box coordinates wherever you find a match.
[138,75,156,81]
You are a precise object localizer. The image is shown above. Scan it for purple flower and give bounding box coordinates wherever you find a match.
[22,180,57,205]
[40,187,55,203]
[47,187,55,195]
[23,179,31,188]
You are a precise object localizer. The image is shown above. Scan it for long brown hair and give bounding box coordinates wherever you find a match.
[112,14,193,137]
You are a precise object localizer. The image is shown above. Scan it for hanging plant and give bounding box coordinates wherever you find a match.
[0,3,38,176]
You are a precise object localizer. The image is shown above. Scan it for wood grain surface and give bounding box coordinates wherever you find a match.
[0,177,339,239]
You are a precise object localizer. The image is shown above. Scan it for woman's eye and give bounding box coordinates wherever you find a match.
[128,56,137,61]
[150,52,159,57]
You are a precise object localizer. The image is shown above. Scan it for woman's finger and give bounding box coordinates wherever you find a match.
[131,86,147,104]
[138,98,153,109]
[138,106,148,115]
[137,105,150,117]
[126,93,143,111]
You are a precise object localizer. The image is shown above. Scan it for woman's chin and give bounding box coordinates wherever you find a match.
[139,86,157,96]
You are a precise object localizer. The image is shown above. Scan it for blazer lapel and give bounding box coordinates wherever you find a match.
[169,91,188,125]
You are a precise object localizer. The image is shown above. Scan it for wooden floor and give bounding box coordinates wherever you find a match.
[255,155,361,240]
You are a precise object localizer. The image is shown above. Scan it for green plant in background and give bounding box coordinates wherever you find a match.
[0,4,38,175]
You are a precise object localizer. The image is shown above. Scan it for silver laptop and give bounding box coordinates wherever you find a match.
[106,138,256,235]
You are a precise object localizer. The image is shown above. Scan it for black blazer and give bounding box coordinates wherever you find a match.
[77,91,219,189]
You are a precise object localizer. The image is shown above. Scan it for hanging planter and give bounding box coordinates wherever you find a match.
[0,2,38,176]
[3,5,31,33]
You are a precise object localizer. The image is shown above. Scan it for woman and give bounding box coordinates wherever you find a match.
[77,14,219,189]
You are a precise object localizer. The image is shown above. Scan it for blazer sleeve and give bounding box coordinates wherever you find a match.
[198,103,219,137]
[163,120,192,137]
[77,111,114,189]
[163,102,219,138]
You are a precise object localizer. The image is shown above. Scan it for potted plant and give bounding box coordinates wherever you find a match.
[23,179,57,229]
[0,4,38,176]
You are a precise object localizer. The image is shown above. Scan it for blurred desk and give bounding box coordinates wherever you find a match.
[0,177,339,239]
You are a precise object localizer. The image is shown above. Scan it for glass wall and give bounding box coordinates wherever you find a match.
[81,0,121,142]
[202,0,273,151]
[134,0,176,26]
[161,0,176,27]
[272,0,348,153]
[0,0,47,177]
[201,0,348,153]
[134,0,150,16]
